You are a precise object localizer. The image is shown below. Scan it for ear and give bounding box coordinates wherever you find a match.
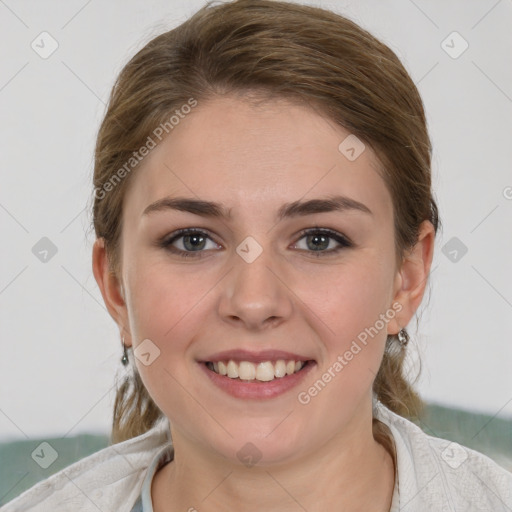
[92,238,132,347]
[387,220,436,335]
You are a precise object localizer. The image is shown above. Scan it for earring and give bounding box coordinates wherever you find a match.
[121,337,129,366]
[397,328,410,347]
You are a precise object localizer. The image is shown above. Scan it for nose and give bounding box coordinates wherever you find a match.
[218,243,293,331]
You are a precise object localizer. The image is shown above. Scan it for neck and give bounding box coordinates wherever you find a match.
[152,408,396,512]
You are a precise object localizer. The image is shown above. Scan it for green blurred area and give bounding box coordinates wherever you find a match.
[0,433,110,506]
[411,402,512,472]
[1,402,511,505]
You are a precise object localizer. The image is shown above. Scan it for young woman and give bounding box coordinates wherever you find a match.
[3,1,511,511]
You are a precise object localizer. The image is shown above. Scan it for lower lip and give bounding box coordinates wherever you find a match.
[199,361,316,400]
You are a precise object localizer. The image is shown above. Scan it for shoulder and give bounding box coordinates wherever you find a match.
[0,417,172,512]
[375,402,512,511]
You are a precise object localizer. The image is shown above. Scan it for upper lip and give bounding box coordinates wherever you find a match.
[199,349,314,364]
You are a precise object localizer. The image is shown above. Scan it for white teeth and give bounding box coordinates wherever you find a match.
[238,361,256,380]
[274,359,287,378]
[218,361,227,375]
[256,361,275,381]
[227,360,239,378]
[208,359,306,382]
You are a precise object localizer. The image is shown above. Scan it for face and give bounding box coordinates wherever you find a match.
[110,96,412,465]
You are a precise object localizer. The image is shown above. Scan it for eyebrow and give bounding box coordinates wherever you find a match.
[142,194,373,220]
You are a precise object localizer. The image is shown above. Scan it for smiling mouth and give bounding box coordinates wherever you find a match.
[204,359,313,382]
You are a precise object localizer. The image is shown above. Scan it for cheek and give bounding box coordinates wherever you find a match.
[124,258,219,386]
[124,261,208,419]
[295,256,393,342]
[125,257,205,342]
[294,254,393,396]
[295,266,391,416]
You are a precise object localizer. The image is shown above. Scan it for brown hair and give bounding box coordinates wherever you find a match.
[91,0,440,446]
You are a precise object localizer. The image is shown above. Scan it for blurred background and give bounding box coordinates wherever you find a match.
[1,0,511,504]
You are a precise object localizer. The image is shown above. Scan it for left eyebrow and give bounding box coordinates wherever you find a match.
[141,194,373,220]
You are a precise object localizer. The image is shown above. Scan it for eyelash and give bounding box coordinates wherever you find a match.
[159,228,353,259]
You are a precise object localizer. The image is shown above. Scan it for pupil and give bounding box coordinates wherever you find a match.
[308,234,328,251]
[184,234,205,251]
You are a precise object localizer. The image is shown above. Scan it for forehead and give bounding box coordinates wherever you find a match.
[123,96,392,223]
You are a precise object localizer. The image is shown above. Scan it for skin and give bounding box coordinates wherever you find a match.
[93,95,435,512]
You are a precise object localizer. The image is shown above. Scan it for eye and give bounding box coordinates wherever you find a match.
[160,229,220,258]
[159,227,353,259]
[293,228,352,256]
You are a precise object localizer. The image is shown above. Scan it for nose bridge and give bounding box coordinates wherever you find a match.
[218,235,292,329]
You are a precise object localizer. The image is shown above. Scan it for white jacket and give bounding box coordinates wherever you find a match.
[1,402,511,511]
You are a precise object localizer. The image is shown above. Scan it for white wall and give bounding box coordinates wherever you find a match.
[1,0,511,441]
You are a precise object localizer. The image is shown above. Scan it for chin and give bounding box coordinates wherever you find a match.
[207,425,308,468]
